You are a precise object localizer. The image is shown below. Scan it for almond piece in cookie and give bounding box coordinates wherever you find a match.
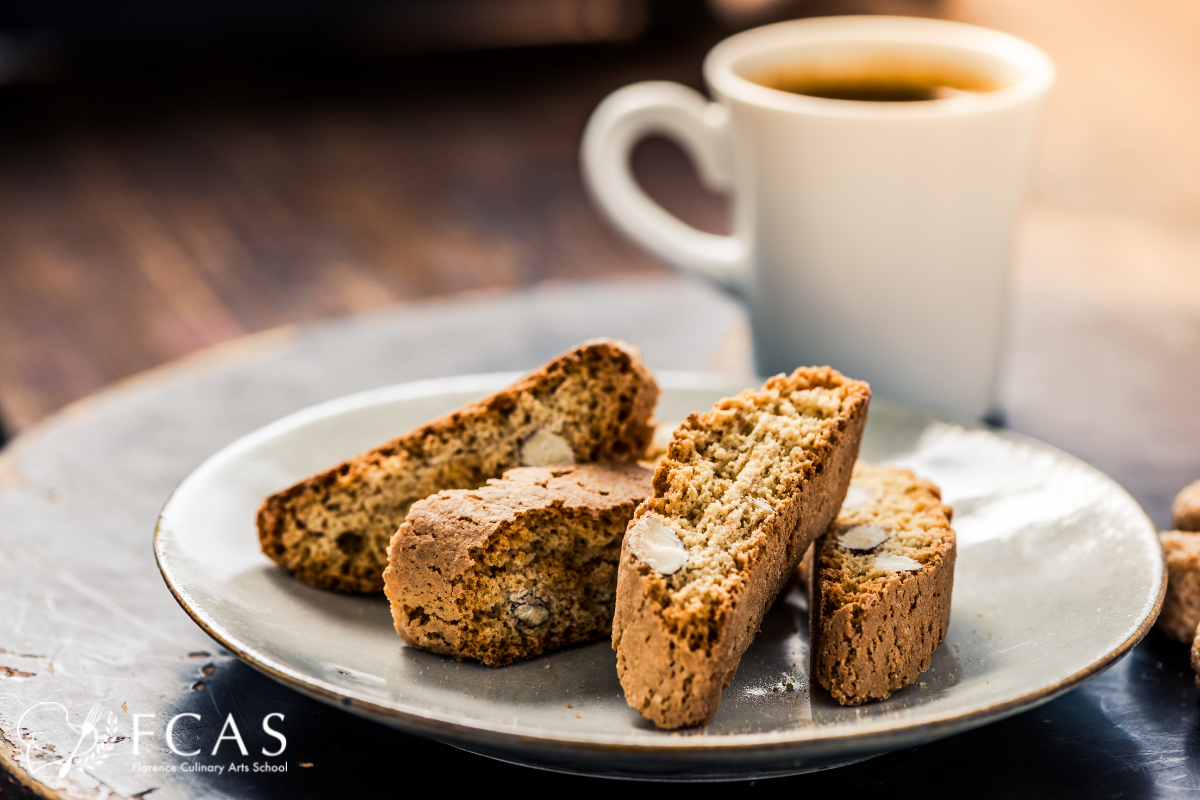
[809,463,956,706]
[257,339,659,593]
[385,463,653,666]
[613,366,870,729]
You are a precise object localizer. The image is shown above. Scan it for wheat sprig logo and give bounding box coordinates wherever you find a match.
[18,702,121,779]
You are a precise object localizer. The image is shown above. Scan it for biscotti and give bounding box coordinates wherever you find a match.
[385,463,652,666]
[613,366,870,729]
[1191,627,1200,686]
[1158,531,1200,642]
[808,463,956,706]
[258,339,659,592]
[1174,480,1200,532]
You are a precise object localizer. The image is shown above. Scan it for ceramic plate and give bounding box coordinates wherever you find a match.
[155,372,1164,781]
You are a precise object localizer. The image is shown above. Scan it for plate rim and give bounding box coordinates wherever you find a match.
[154,371,1166,758]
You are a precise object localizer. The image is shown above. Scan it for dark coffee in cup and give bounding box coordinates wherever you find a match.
[752,54,1003,102]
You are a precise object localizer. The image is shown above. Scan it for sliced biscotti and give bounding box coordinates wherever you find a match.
[613,367,870,729]
[809,463,956,705]
[385,463,653,666]
[257,339,659,593]
[1191,623,1200,686]
[1174,480,1200,532]
[1158,531,1200,642]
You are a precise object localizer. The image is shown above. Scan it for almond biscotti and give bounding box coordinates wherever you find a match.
[258,339,659,593]
[385,463,652,666]
[613,367,870,729]
[1174,479,1200,532]
[808,463,956,706]
[1191,625,1200,686]
[1158,531,1200,643]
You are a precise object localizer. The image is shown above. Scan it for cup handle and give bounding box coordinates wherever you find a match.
[581,81,749,293]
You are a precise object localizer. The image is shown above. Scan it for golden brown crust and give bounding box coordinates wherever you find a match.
[613,367,870,729]
[1158,531,1200,643]
[257,339,659,592]
[384,463,652,666]
[1173,480,1200,533]
[809,464,956,706]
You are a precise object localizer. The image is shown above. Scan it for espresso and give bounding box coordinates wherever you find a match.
[754,56,1002,102]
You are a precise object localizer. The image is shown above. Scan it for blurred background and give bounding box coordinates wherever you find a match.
[1,0,1198,519]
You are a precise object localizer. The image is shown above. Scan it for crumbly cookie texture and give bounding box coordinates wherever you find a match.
[1191,624,1200,686]
[613,367,870,729]
[1158,531,1200,643]
[257,339,659,593]
[808,463,956,706]
[385,464,652,666]
[1174,480,1200,533]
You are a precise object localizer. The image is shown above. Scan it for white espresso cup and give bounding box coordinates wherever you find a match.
[581,16,1053,420]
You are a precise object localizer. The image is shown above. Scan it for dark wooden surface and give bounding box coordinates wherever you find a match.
[0,17,706,431]
[0,1,951,432]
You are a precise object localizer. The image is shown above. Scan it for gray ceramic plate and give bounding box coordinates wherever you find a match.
[155,372,1164,781]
